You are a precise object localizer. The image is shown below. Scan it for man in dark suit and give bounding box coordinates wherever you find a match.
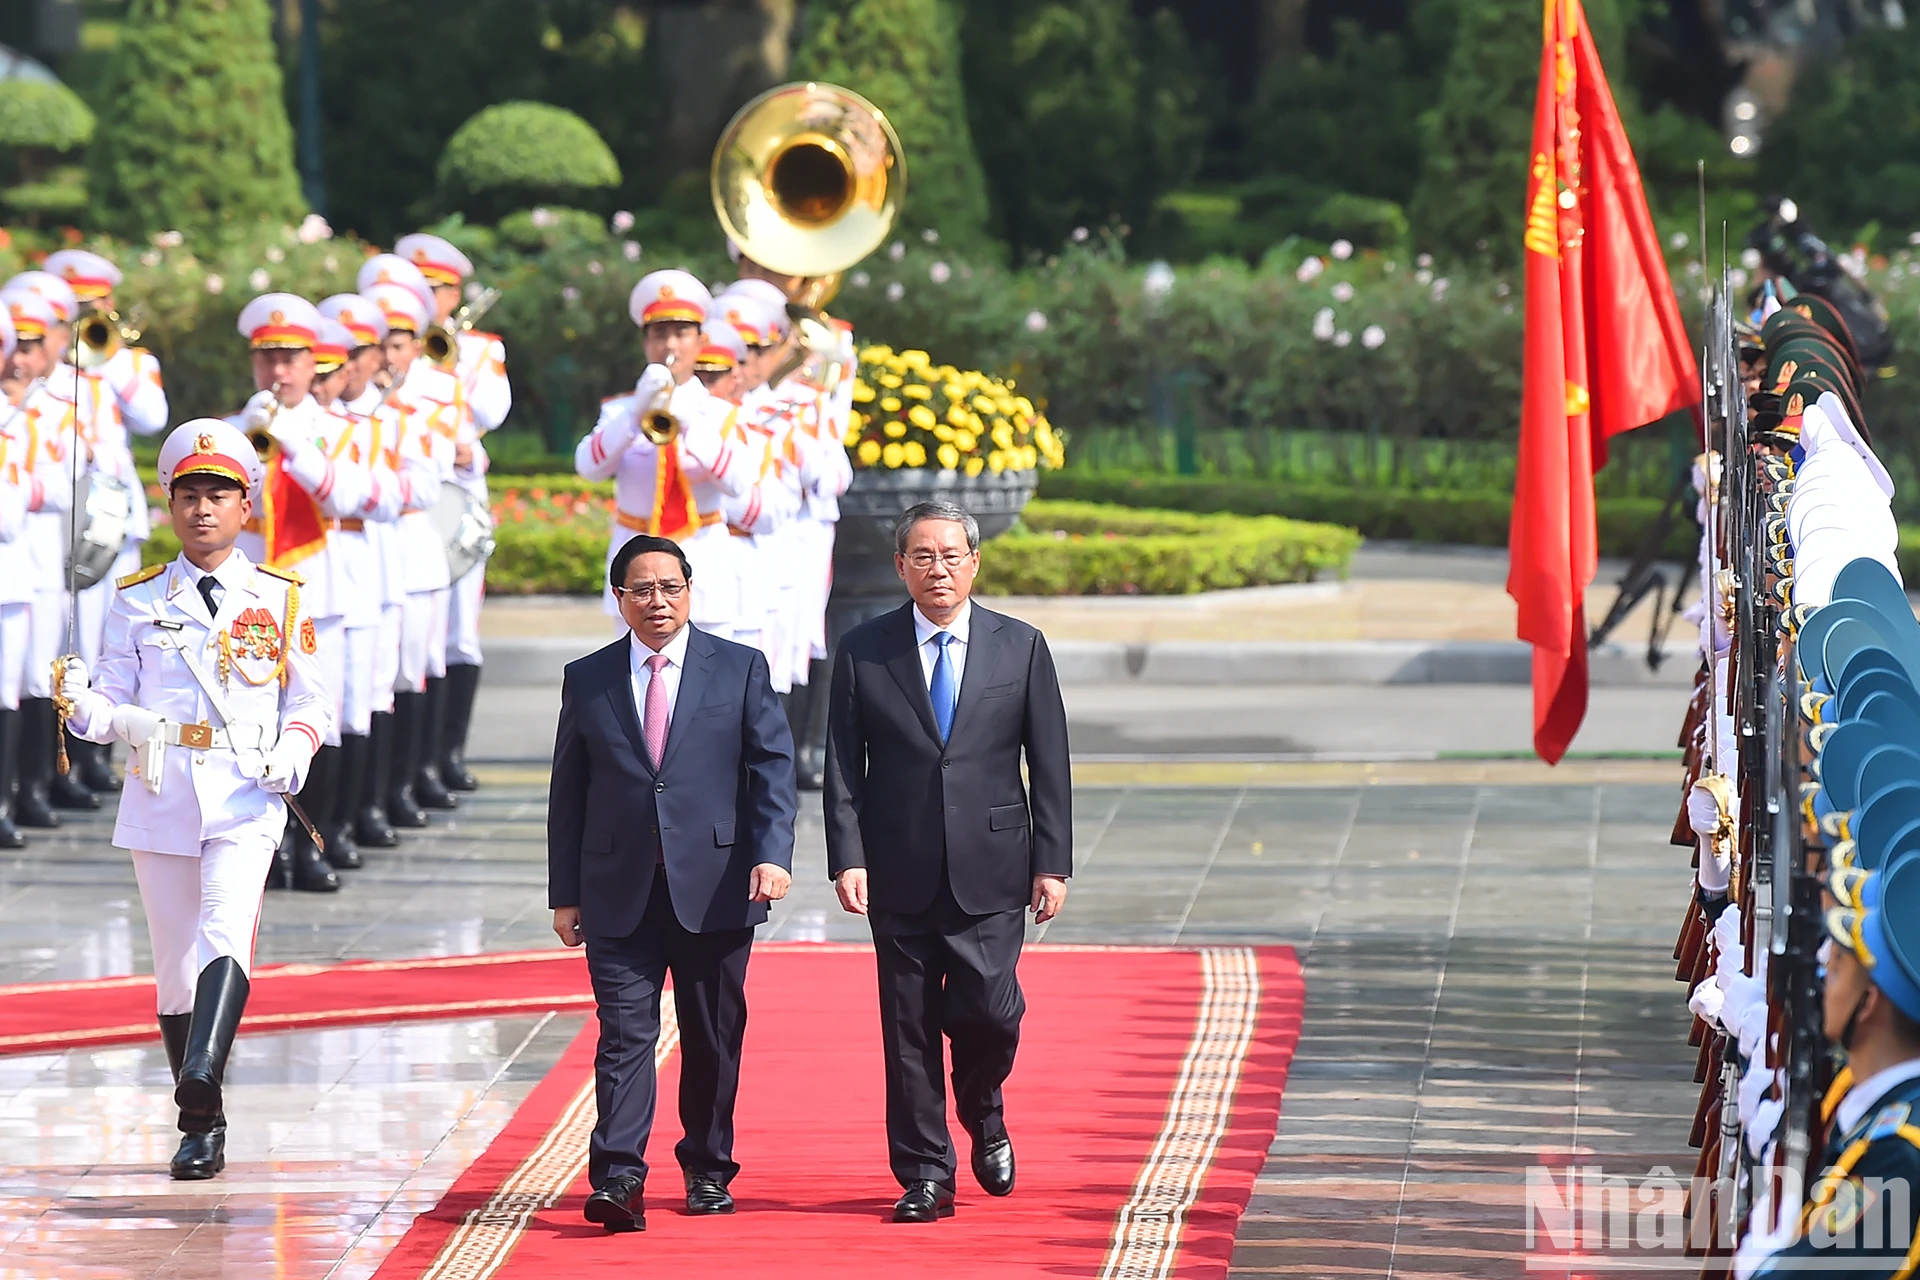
[549,533,797,1234]
[824,500,1072,1223]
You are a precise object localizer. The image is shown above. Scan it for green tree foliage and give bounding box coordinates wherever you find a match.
[316,0,657,244]
[956,0,1208,256]
[1760,25,1920,239]
[793,0,994,251]
[0,80,95,151]
[438,102,621,223]
[87,0,304,241]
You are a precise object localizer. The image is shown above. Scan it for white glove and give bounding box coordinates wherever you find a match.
[242,388,279,432]
[634,363,674,406]
[57,657,89,703]
[109,704,163,748]
[257,734,310,794]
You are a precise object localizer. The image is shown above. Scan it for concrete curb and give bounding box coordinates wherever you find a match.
[482,635,1691,687]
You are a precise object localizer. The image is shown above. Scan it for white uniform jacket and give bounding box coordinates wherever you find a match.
[388,363,460,594]
[97,345,169,439]
[69,552,331,857]
[50,363,148,542]
[12,378,84,593]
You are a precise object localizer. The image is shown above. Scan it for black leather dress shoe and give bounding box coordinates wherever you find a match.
[892,1180,956,1223]
[971,1130,1015,1197]
[685,1176,735,1215]
[584,1174,646,1233]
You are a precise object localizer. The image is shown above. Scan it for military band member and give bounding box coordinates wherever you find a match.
[361,278,459,821]
[0,307,32,847]
[574,270,749,637]
[318,296,410,856]
[694,318,748,403]
[0,288,83,827]
[226,293,369,893]
[394,233,504,794]
[43,249,170,437]
[57,418,330,1181]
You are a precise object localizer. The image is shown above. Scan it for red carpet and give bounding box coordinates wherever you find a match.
[0,949,596,1054]
[372,945,1302,1279]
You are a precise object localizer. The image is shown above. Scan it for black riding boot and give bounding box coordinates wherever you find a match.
[78,737,120,792]
[386,694,428,828]
[159,1011,224,1178]
[303,744,358,871]
[51,728,101,810]
[331,734,368,867]
[16,699,61,827]
[414,676,456,810]
[357,713,400,844]
[173,960,248,1180]
[285,760,342,893]
[437,663,480,791]
[0,707,25,849]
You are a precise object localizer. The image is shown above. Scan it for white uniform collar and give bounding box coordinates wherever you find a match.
[176,547,255,598]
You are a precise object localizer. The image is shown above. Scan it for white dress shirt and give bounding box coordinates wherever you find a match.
[912,599,971,691]
[629,623,692,725]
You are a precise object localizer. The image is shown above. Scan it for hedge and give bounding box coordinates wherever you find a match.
[981,500,1359,595]
[1037,472,1698,561]
[142,493,1359,597]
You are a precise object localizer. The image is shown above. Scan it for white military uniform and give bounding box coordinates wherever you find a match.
[575,270,748,632]
[719,396,804,679]
[445,328,504,667]
[64,422,329,1014]
[389,354,460,691]
[0,305,51,712]
[8,372,83,700]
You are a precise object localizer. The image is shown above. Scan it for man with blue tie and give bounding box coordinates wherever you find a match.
[824,500,1073,1223]
[547,533,797,1234]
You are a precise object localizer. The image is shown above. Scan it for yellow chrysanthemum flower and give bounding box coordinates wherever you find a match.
[878,373,903,389]
[972,395,996,415]
[946,404,970,428]
[954,430,978,452]
[932,423,955,442]
[882,442,906,469]
[852,380,876,403]
[937,443,961,470]
[902,383,932,401]
[844,426,863,447]
[943,382,966,403]
[991,422,1015,450]
[857,439,882,465]
[883,419,908,439]
[1015,396,1035,417]
[987,451,1007,474]
[880,396,902,413]
[907,404,937,430]
[860,344,893,362]
[901,348,930,368]
[904,440,927,467]
[965,456,985,477]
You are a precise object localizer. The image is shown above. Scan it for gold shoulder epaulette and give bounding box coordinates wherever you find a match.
[257,564,305,585]
[116,563,166,590]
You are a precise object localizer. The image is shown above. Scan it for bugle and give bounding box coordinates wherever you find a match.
[639,355,678,445]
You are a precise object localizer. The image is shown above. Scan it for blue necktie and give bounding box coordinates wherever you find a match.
[930,632,958,742]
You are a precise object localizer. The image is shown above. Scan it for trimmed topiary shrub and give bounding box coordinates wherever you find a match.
[437,102,621,222]
[0,79,95,152]
[87,0,305,241]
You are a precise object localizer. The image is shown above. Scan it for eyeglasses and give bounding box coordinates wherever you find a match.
[615,580,688,602]
[905,551,973,571]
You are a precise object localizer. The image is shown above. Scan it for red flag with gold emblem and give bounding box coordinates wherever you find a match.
[1508,0,1698,763]
[259,454,329,569]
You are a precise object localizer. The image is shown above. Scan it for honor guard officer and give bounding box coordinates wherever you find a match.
[395,234,505,793]
[57,418,330,1181]
[1749,856,1920,1276]
[0,288,84,827]
[359,277,460,821]
[226,293,369,893]
[575,270,749,636]
[0,306,33,847]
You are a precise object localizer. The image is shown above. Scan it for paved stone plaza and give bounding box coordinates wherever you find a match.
[0,745,1699,1278]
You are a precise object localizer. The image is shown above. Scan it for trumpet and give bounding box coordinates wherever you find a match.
[246,383,286,457]
[75,308,143,371]
[424,286,502,370]
[639,355,678,446]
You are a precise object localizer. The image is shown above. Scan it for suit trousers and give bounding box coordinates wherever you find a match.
[585,866,754,1190]
[868,873,1026,1188]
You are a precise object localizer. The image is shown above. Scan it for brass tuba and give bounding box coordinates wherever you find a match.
[711,81,905,382]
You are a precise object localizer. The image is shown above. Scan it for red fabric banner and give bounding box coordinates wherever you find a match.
[261,452,329,568]
[1508,0,1699,762]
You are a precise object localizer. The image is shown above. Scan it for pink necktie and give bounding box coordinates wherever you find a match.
[643,653,670,768]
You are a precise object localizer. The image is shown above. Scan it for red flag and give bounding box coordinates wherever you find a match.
[259,454,329,569]
[1508,0,1698,763]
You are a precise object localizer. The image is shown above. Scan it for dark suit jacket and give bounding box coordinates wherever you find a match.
[548,625,797,937]
[824,601,1072,916]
